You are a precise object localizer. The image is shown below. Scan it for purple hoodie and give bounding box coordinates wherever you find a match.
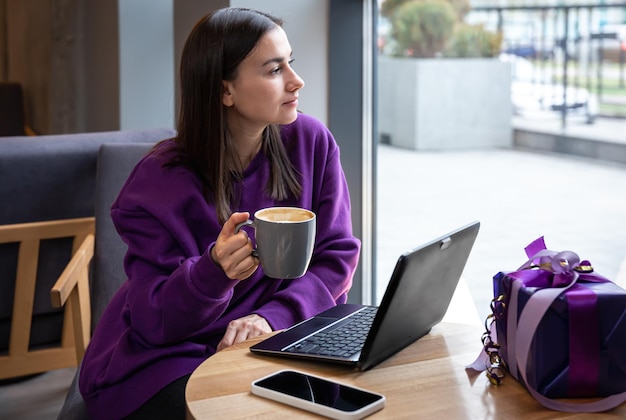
[79,113,361,419]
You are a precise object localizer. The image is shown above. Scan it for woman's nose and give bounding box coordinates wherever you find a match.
[287,68,305,92]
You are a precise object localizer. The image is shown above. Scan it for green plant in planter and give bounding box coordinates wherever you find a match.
[444,23,503,58]
[388,0,456,58]
[381,0,501,58]
[381,0,469,21]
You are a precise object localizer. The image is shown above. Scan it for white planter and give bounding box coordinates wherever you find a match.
[378,56,513,150]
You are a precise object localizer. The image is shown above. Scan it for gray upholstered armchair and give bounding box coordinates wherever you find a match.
[0,128,174,417]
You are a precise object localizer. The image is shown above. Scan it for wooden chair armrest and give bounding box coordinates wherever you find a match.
[51,233,95,308]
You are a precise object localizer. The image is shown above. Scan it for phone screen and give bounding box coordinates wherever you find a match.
[253,370,383,412]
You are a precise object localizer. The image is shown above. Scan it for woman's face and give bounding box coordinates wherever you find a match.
[222,26,305,132]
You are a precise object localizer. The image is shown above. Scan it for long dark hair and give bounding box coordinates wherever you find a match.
[176,8,302,224]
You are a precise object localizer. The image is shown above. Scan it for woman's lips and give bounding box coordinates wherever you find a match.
[284,97,298,106]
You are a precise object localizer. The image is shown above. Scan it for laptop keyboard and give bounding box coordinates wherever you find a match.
[285,306,378,358]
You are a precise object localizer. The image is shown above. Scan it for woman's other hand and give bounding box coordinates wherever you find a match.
[216,314,272,351]
[211,212,259,280]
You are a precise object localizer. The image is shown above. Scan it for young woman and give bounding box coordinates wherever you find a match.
[78,7,360,420]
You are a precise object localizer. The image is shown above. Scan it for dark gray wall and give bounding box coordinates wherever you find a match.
[329,0,376,304]
[173,0,229,124]
[83,0,120,132]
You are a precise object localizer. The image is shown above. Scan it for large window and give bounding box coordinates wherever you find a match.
[375,0,626,321]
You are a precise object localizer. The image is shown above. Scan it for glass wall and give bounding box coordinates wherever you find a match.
[375,0,626,320]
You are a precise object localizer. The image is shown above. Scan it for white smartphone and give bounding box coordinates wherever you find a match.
[251,369,385,420]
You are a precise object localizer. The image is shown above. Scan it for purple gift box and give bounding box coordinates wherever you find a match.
[492,237,626,401]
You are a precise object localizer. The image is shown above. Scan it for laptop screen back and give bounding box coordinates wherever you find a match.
[358,221,479,370]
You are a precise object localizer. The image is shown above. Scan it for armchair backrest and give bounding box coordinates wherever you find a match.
[91,142,156,329]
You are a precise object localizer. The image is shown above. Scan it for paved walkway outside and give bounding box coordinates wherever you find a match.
[376,116,626,322]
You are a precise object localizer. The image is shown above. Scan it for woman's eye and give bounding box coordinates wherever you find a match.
[270,59,295,75]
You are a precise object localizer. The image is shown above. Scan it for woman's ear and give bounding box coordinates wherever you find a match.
[222,81,234,107]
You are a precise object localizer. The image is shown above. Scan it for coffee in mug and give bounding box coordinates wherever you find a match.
[235,207,316,279]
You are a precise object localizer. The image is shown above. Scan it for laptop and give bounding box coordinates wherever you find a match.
[250,221,480,371]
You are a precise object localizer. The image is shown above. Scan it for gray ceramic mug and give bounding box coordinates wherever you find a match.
[235,207,316,279]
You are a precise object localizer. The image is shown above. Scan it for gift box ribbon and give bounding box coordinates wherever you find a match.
[507,237,609,397]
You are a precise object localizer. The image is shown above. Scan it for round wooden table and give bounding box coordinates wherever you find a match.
[185,322,626,419]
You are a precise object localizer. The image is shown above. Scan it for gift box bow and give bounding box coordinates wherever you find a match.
[468,236,626,413]
[510,236,608,288]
